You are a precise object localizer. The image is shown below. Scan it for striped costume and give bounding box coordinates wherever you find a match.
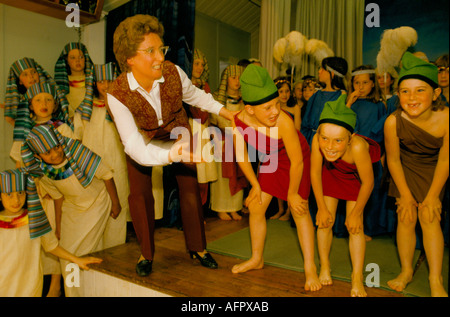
[54,42,95,122]
[21,124,113,297]
[0,168,59,297]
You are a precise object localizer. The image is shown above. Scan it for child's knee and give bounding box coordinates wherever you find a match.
[397,217,417,232]
[417,208,438,227]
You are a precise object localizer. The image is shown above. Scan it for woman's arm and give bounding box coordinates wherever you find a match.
[107,93,174,166]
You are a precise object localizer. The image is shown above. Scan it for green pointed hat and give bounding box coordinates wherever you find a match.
[398,52,439,88]
[319,94,357,133]
[240,64,279,105]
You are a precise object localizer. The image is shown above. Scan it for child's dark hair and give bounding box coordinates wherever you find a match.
[434,54,449,68]
[322,57,348,90]
[274,77,296,107]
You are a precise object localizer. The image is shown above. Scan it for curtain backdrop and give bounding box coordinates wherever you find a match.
[260,0,364,81]
[259,0,292,79]
[294,0,364,80]
[105,0,196,75]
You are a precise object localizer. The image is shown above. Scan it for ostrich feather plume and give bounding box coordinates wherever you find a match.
[273,37,288,63]
[283,31,307,66]
[305,39,334,63]
[376,26,418,75]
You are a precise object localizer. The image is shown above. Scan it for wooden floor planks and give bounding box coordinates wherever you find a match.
[88,214,404,298]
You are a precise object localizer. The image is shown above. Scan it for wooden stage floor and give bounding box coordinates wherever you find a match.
[88,213,404,298]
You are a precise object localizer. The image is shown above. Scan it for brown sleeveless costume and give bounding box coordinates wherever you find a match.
[109,61,205,260]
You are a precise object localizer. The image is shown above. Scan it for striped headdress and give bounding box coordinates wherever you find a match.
[5,57,65,142]
[93,62,119,122]
[21,124,102,188]
[212,64,244,106]
[26,82,57,100]
[192,49,210,89]
[25,82,72,128]
[0,168,52,239]
[94,62,120,82]
[54,42,95,121]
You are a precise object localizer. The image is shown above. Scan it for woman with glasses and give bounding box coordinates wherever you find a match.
[107,14,235,277]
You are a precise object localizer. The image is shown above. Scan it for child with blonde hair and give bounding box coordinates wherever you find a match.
[230,65,321,292]
[311,95,381,297]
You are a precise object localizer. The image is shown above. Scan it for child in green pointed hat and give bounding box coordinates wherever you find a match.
[311,94,381,297]
[230,64,322,292]
[384,51,448,297]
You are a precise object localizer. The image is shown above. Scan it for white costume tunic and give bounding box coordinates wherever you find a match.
[82,101,130,248]
[66,74,87,140]
[209,99,244,212]
[38,161,112,296]
[0,219,58,297]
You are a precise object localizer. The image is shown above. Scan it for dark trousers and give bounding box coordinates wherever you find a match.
[126,155,206,261]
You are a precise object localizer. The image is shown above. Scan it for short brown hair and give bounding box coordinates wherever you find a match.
[113,14,164,73]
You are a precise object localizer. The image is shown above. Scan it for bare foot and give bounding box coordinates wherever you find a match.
[387,271,413,292]
[351,275,367,297]
[430,276,448,297]
[270,210,284,220]
[279,213,290,221]
[230,212,242,220]
[365,234,372,241]
[217,212,232,220]
[232,258,264,274]
[319,266,333,286]
[304,267,322,292]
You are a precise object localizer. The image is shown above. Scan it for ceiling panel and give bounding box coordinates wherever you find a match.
[102,0,260,35]
[195,0,260,35]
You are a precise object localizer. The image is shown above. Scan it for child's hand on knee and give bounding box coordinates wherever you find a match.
[245,185,262,207]
[419,197,442,223]
[396,195,417,223]
[316,209,333,228]
[345,211,363,235]
[288,193,308,216]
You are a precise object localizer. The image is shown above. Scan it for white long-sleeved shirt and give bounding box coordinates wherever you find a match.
[107,65,223,166]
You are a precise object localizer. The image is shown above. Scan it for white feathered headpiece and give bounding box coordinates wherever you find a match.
[376,26,418,77]
[273,31,334,79]
[273,31,334,65]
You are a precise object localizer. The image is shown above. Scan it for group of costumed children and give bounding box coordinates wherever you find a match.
[1,40,448,298]
[1,42,126,297]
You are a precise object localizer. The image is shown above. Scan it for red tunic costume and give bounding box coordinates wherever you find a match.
[321,135,380,201]
[234,113,311,201]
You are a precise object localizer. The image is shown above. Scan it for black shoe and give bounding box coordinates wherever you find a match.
[136,259,153,276]
[189,251,218,269]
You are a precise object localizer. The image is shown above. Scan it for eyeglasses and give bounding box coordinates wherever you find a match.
[137,46,170,57]
[438,66,449,74]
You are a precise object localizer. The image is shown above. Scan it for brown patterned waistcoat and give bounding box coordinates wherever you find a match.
[109,60,191,143]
